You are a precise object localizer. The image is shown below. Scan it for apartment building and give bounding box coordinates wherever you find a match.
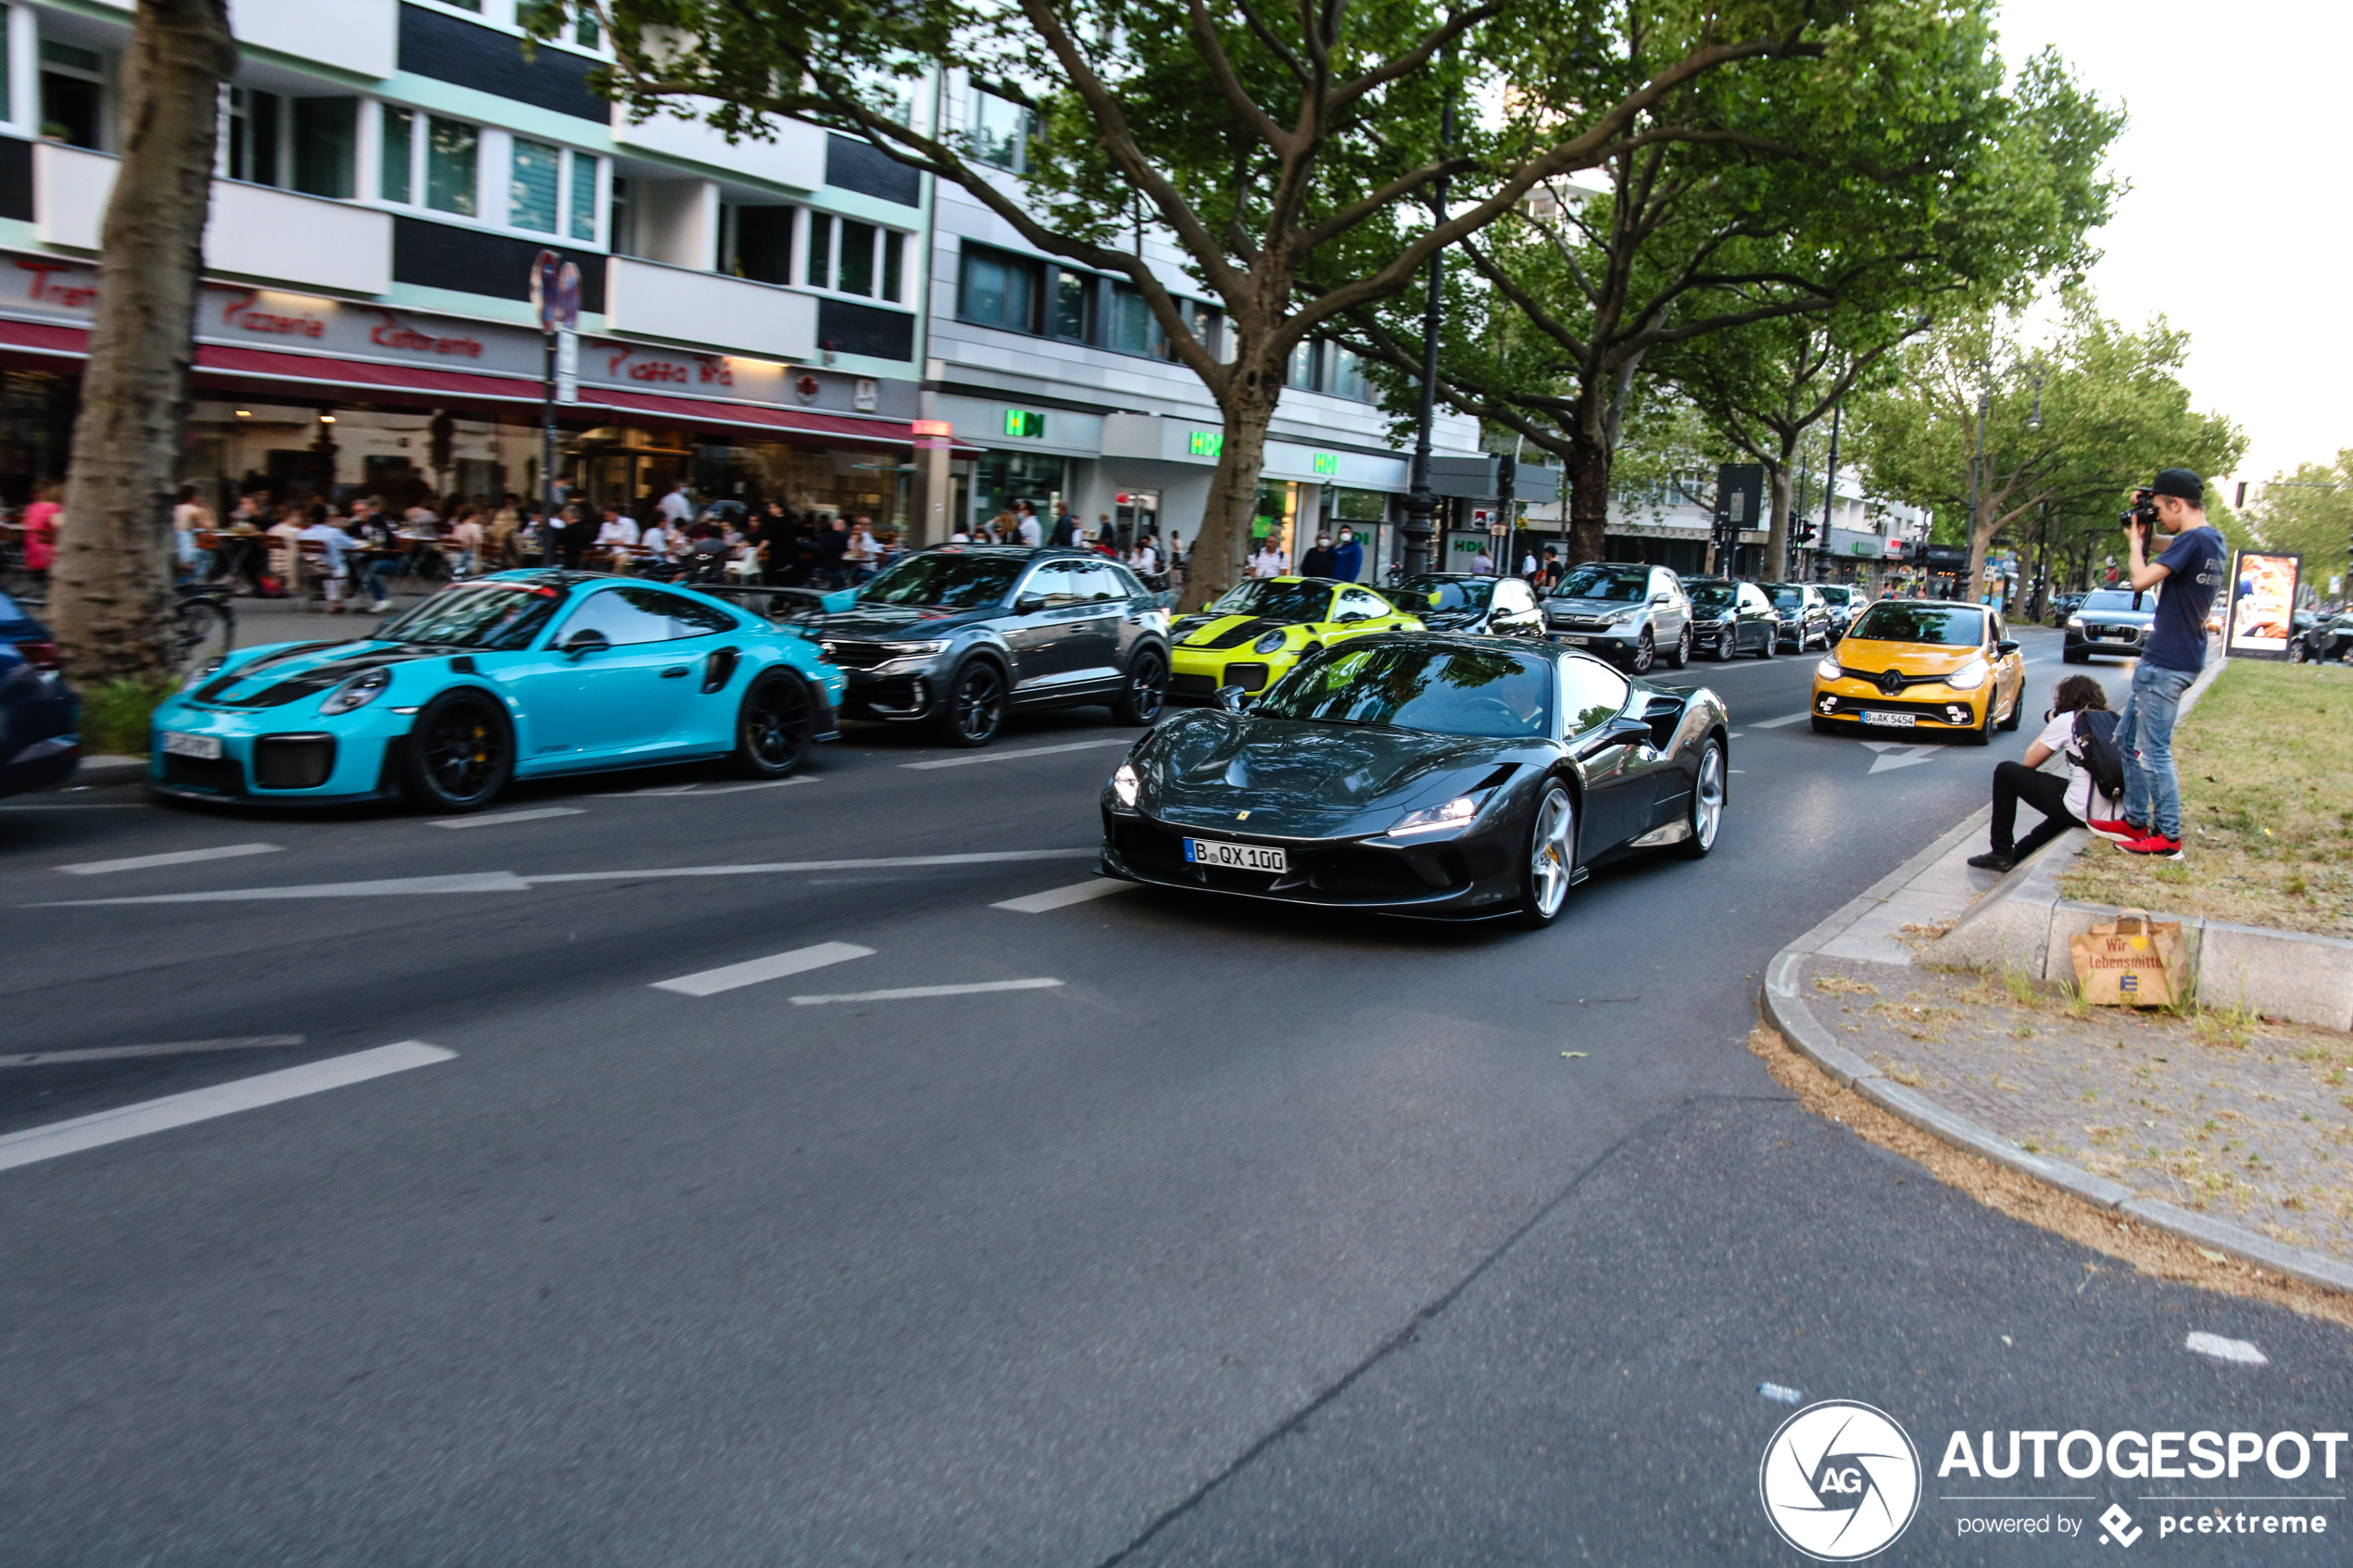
[0,0,942,524]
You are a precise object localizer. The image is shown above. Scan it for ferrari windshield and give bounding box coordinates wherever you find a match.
[1210,579,1336,621]
[1258,643,1552,738]
[1550,565,1648,602]
[1398,575,1494,611]
[378,583,561,649]
[862,552,1025,609]
[1845,604,1987,646]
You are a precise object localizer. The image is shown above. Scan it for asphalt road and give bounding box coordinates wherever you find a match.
[4,626,2344,1566]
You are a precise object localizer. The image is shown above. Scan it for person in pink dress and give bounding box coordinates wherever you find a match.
[19,482,61,583]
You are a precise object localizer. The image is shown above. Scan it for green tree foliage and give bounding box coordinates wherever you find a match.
[2246,453,2353,591]
[1852,295,2244,602]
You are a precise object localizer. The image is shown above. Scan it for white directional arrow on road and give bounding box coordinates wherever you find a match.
[1867,744,1941,774]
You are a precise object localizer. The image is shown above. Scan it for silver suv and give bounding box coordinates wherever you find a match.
[1541,562,1692,672]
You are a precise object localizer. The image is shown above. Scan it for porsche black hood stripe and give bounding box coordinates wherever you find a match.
[1193,617,1286,650]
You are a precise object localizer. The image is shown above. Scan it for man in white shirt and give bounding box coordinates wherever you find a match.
[1250,538,1289,578]
[1968,673,2117,872]
[658,483,693,528]
[596,506,641,572]
[1014,505,1043,547]
[296,512,353,609]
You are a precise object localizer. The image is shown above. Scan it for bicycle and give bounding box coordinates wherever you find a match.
[173,583,236,678]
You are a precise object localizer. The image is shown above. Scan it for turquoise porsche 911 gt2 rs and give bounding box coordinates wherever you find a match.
[148,571,846,812]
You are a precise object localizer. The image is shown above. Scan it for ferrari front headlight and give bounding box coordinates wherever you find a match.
[1252,630,1288,655]
[1388,795,1478,836]
[1944,658,1991,691]
[1111,761,1140,809]
[321,668,391,715]
[1815,657,1843,681]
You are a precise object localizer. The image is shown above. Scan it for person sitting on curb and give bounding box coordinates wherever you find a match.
[1968,673,2117,873]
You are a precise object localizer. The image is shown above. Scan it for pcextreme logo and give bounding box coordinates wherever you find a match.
[1759,1400,1923,1561]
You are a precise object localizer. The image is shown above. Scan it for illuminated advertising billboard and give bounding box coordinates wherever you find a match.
[2225,551,2301,659]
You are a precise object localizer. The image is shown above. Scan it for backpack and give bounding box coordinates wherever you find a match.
[2068,709,2126,800]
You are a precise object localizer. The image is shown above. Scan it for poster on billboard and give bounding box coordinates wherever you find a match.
[2224,550,2301,659]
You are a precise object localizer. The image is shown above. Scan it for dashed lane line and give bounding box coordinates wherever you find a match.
[789,978,1063,1006]
[615,777,821,797]
[1748,713,1810,729]
[901,738,1133,771]
[56,842,282,875]
[2184,1332,2268,1365]
[652,940,874,997]
[992,879,1134,913]
[432,808,585,829]
[1,1035,305,1069]
[0,1042,454,1174]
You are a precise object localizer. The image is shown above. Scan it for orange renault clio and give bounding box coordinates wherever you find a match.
[1809,598,2025,744]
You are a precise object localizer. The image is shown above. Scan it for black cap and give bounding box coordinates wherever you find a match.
[2151,468,2203,503]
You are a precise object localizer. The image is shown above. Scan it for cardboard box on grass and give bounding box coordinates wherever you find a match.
[2070,909,2191,1007]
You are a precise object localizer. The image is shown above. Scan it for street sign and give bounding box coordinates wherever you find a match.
[555,328,578,403]
[529,249,562,332]
[554,261,581,332]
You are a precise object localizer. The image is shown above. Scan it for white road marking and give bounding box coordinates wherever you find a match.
[1,1035,305,1069]
[901,738,1133,771]
[992,879,1134,913]
[617,777,820,797]
[1726,731,1744,739]
[789,978,1063,1006]
[1869,745,1941,775]
[2185,1332,2269,1366]
[652,940,874,997]
[1859,740,1904,752]
[1749,713,1809,729]
[56,842,281,875]
[0,1042,453,1174]
[34,850,1098,907]
[431,807,585,829]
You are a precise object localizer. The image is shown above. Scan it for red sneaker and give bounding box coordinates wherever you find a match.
[2086,817,2145,844]
[2120,832,2183,859]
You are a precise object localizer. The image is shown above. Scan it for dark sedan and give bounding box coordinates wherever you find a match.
[0,637,76,797]
[1763,583,1833,651]
[816,546,1172,746]
[1387,572,1545,636]
[0,587,57,671]
[1099,634,1729,927]
[1683,577,1777,660]
[2063,586,2158,662]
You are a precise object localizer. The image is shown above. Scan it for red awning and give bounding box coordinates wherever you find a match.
[194,343,547,403]
[577,385,967,452]
[0,317,90,359]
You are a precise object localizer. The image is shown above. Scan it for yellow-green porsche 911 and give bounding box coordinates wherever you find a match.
[1167,576,1424,702]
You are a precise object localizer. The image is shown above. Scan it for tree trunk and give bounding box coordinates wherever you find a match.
[1179,359,1282,612]
[50,0,234,687]
[1763,464,1794,582]
[1564,426,1611,565]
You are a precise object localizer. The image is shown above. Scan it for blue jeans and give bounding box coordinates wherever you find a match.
[2118,660,2197,839]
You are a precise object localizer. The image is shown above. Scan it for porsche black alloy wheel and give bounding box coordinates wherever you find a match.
[1513,783,1577,929]
[1629,628,1655,674]
[402,689,511,811]
[937,659,1006,747]
[1679,739,1726,859]
[1112,647,1166,725]
[734,669,813,777]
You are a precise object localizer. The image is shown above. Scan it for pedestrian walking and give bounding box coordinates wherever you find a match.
[1249,535,1288,578]
[1300,532,1337,578]
[1332,528,1363,583]
[19,482,58,589]
[1049,503,1076,547]
[1015,504,1043,547]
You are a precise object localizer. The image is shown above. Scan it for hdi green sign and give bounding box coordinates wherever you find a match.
[1003,408,1045,438]
[1312,452,1338,475]
[1189,430,1224,458]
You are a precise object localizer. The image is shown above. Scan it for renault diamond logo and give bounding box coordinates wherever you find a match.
[1759,1400,1920,1561]
[1875,668,1906,696]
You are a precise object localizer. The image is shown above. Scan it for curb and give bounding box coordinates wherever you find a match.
[66,755,146,787]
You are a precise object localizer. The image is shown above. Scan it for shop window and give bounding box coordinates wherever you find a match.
[1108,285,1164,358]
[567,152,598,241]
[509,135,560,230]
[227,87,280,186]
[39,40,103,151]
[380,105,413,204]
[1051,270,1093,341]
[969,88,1033,173]
[424,116,478,216]
[959,245,1039,332]
[292,97,357,199]
[723,204,793,286]
[1328,486,1388,523]
[972,450,1066,527]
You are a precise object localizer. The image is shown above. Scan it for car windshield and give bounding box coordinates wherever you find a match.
[1845,604,1987,646]
[1686,583,1736,609]
[1551,565,1649,602]
[1211,579,1336,621]
[2081,589,2153,613]
[1768,586,1807,608]
[1398,575,1493,611]
[377,582,562,649]
[861,552,1025,609]
[1257,643,1552,738]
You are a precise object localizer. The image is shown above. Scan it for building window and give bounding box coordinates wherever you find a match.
[291,97,357,198]
[380,105,412,204]
[880,232,903,303]
[510,135,560,230]
[573,10,598,47]
[805,212,832,289]
[0,10,12,124]
[837,219,875,297]
[1109,285,1164,358]
[959,245,1040,332]
[722,204,794,286]
[227,88,280,185]
[969,88,1033,173]
[424,116,477,216]
[1325,344,1372,402]
[39,39,104,150]
[1051,270,1093,341]
[1285,339,1318,390]
[607,173,632,254]
[566,152,598,241]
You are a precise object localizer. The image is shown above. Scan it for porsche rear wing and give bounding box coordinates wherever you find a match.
[701,584,860,630]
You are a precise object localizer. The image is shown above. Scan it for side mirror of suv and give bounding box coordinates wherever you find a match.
[1013,595,1047,615]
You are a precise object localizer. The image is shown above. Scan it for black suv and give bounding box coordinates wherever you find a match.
[816,546,1172,746]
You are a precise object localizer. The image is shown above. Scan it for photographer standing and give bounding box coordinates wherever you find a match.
[2087,468,2226,859]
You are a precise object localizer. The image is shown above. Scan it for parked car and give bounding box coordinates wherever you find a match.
[1101,634,1730,927]
[1810,599,2025,744]
[1761,583,1833,651]
[0,637,77,797]
[149,571,846,811]
[1681,577,1777,660]
[817,546,1172,742]
[2046,592,2085,629]
[1541,562,1693,672]
[0,587,58,671]
[2290,609,2353,663]
[1814,583,1864,640]
[1167,575,1420,702]
[1388,572,1544,636]
[2062,586,2158,663]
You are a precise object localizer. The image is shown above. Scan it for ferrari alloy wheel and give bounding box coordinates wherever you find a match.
[733,669,813,777]
[1680,739,1725,859]
[402,689,511,812]
[936,659,1006,747]
[1667,624,1692,670]
[1629,629,1655,674]
[1112,647,1166,725]
[1514,783,1576,929]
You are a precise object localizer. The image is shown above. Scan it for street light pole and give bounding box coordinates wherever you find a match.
[1400,78,1453,580]
[1967,374,1991,601]
[1818,399,1842,582]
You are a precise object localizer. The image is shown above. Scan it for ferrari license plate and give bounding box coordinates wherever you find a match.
[161,731,224,759]
[1184,837,1287,872]
[1861,711,1916,729]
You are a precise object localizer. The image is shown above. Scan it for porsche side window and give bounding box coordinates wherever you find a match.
[554,588,675,647]
[1556,657,1630,736]
[1337,588,1390,620]
[635,590,738,638]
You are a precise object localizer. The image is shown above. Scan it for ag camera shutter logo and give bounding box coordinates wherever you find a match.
[1759,1399,1922,1560]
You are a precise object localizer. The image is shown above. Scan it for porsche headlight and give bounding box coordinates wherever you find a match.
[1252,630,1289,655]
[1388,795,1478,836]
[1111,761,1140,809]
[1944,658,1991,691]
[321,668,392,715]
[1815,657,1843,681]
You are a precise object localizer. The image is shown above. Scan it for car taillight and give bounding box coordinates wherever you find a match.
[17,639,57,671]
